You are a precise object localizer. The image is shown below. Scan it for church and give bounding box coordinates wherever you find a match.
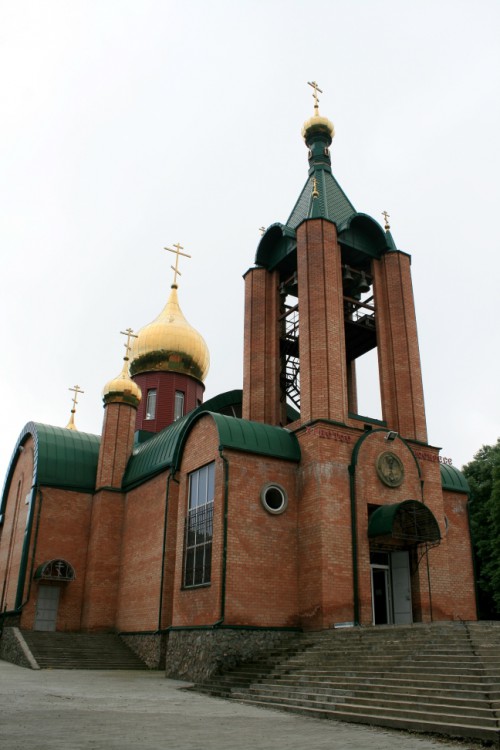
[0,87,476,674]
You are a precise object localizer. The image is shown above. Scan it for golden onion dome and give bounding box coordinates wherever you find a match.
[129,286,210,382]
[301,113,335,142]
[103,359,142,407]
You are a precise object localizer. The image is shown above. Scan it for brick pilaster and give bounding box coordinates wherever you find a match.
[374,251,427,442]
[296,219,348,424]
[242,266,283,424]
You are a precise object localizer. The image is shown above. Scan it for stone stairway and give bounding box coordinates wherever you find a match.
[20,631,147,670]
[192,622,500,744]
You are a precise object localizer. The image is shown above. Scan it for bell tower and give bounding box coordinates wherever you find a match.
[243,83,427,443]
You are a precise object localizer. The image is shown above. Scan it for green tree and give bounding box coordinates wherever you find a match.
[463,439,500,619]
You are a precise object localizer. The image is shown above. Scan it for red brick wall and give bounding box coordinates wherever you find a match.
[20,487,93,631]
[81,489,125,631]
[441,489,477,621]
[296,424,355,629]
[133,371,204,433]
[172,416,223,626]
[296,219,348,424]
[222,452,298,627]
[96,402,136,490]
[0,437,35,613]
[115,472,171,632]
[374,251,427,442]
[173,415,299,628]
[242,267,283,425]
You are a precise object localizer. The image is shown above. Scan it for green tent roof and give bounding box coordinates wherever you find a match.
[286,170,356,231]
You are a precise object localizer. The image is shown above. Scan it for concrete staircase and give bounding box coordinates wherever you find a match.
[20,631,147,670]
[192,622,500,744]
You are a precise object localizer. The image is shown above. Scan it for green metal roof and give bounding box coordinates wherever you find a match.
[123,405,301,490]
[440,463,470,494]
[286,171,356,231]
[207,413,301,461]
[122,389,245,488]
[0,422,100,508]
[368,500,441,543]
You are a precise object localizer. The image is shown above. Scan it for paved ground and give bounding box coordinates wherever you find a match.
[0,660,486,750]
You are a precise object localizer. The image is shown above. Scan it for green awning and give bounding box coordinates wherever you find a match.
[368,500,441,544]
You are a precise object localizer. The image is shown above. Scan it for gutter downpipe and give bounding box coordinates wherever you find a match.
[157,472,176,632]
[214,447,229,628]
[348,463,360,626]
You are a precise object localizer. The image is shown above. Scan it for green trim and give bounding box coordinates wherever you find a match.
[219,448,229,626]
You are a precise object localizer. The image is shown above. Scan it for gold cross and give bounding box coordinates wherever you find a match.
[120,328,138,360]
[382,210,391,231]
[164,242,191,287]
[68,384,84,411]
[308,80,323,114]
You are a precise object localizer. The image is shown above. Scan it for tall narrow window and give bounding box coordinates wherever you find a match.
[145,389,157,420]
[183,462,215,587]
[174,390,185,421]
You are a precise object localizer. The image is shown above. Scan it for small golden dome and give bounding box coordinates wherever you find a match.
[301,114,335,142]
[103,359,142,407]
[129,286,210,382]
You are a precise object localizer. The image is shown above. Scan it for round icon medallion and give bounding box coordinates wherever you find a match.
[376,451,404,488]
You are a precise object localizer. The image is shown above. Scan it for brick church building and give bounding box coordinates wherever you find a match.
[0,93,476,673]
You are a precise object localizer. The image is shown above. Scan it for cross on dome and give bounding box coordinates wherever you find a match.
[164,243,191,288]
[66,384,84,431]
[120,328,138,360]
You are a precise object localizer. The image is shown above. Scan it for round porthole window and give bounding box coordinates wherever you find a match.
[260,484,288,515]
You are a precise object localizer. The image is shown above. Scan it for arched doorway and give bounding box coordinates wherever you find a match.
[368,500,441,625]
[33,560,75,632]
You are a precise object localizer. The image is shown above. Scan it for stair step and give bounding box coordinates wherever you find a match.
[230,697,500,743]
[190,622,500,744]
[20,631,147,670]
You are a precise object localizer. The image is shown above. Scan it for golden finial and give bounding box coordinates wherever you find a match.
[66,384,84,431]
[164,242,191,288]
[312,176,319,199]
[382,211,391,231]
[259,226,266,235]
[307,80,323,115]
[120,328,138,361]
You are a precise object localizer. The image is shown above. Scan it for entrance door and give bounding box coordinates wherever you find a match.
[391,550,412,624]
[34,586,60,631]
[371,565,392,624]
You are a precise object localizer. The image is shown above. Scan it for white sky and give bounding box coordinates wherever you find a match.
[1,0,499,484]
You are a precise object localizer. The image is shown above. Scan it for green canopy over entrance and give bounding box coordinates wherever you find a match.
[368,500,441,544]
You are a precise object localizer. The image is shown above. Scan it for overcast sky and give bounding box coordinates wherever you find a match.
[1,0,499,484]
